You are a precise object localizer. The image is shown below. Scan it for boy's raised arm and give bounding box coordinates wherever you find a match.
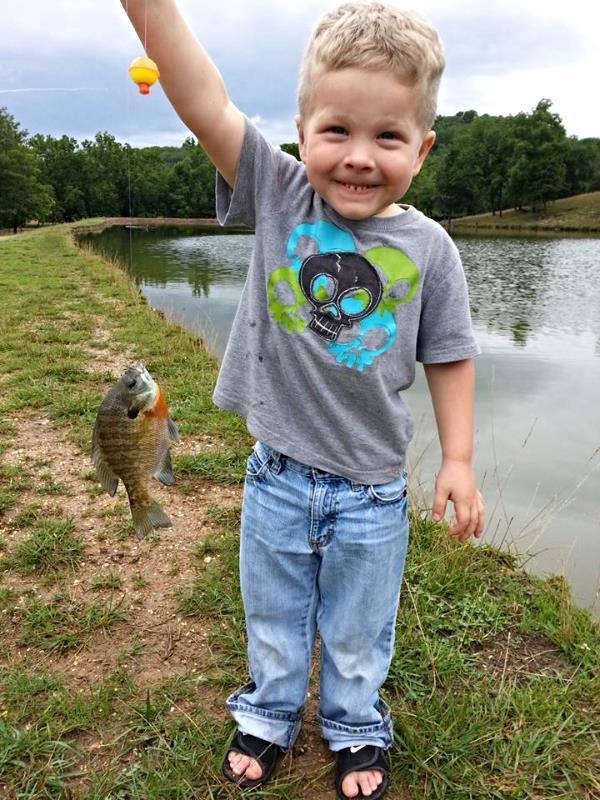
[121,0,245,187]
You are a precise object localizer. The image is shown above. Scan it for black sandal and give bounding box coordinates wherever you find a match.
[335,745,389,800]
[222,729,283,789]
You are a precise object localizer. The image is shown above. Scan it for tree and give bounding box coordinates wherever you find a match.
[564,137,600,195]
[436,129,485,222]
[0,108,54,231]
[29,134,87,221]
[80,133,128,216]
[464,116,514,215]
[167,137,216,217]
[404,154,439,217]
[506,100,567,211]
[127,146,170,217]
[280,142,300,160]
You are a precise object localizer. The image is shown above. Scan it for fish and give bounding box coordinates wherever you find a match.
[91,364,180,538]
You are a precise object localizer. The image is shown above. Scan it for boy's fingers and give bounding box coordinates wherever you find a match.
[434,489,485,541]
[458,493,484,541]
[431,489,448,522]
[448,498,470,537]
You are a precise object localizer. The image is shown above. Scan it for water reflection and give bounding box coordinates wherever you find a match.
[80,226,600,615]
[82,226,254,356]
[461,237,600,349]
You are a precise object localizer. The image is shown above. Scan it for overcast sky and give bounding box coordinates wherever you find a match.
[1,0,599,148]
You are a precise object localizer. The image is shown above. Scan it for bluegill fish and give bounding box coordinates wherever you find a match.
[92,364,180,538]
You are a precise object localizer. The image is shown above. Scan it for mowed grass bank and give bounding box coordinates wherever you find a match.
[449,191,600,234]
[0,223,599,799]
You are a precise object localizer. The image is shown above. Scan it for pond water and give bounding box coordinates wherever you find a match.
[80,225,600,616]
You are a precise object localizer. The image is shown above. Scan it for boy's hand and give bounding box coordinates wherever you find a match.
[431,459,484,542]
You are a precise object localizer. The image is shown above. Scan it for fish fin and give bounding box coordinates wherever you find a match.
[131,500,172,539]
[154,450,175,486]
[95,461,119,496]
[91,422,119,496]
[168,417,180,444]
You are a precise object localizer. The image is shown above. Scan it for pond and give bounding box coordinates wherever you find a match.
[80,225,600,616]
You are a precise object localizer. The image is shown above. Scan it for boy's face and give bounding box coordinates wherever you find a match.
[296,68,435,220]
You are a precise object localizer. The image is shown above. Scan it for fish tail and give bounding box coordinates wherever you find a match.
[130,498,172,539]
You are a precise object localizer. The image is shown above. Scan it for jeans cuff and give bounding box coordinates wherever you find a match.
[318,699,393,752]
[226,683,302,751]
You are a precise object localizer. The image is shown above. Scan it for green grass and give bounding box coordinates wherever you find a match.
[175,450,249,486]
[0,464,31,515]
[0,222,598,799]
[90,571,123,592]
[17,592,130,653]
[450,190,600,234]
[2,516,83,576]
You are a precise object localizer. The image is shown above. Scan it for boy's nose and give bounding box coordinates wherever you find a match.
[342,142,375,170]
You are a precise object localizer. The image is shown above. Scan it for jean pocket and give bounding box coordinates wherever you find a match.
[246,441,273,480]
[367,472,408,505]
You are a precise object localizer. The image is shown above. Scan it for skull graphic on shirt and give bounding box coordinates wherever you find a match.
[266,220,420,371]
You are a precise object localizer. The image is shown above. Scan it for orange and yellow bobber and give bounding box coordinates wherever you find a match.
[128,56,160,95]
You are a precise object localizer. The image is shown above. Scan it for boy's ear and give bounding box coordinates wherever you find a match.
[295,114,307,163]
[412,130,436,176]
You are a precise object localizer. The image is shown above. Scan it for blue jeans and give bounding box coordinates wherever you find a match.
[226,441,409,752]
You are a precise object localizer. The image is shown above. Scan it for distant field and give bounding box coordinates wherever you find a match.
[450,191,600,234]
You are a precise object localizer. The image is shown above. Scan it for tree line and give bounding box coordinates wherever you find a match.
[1,99,600,232]
[405,100,600,220]
[0,108,216,232]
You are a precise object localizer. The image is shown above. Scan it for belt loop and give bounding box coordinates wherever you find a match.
[270,449,283,475]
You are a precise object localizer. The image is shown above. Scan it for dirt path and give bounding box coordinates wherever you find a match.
[0,408,241,681]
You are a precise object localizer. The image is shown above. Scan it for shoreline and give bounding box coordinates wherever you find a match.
[4,199,600,241]
[444,221,600,237]
[0,217,221,240]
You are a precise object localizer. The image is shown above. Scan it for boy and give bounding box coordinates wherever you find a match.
[122,2,484,798]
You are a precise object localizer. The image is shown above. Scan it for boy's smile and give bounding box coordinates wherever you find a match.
[296,68,435,220]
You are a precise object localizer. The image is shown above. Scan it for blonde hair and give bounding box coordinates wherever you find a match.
[297,1,445,131]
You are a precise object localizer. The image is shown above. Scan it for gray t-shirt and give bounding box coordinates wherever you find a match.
[213,118,480,483]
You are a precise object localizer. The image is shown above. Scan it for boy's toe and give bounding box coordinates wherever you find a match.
[227,752,263,780]
[341,773,360,797]
[360,769,383,795]
[342,769,382,796]
[243,757,263,780]
[336,748,388,799]
[223,731,282,788]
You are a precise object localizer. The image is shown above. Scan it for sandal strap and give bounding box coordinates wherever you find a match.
[336,745,389,788]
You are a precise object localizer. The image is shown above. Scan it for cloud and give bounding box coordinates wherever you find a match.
[437,11,582,76]
[1,0,599,143]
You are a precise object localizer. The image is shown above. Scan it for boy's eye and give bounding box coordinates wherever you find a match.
[379,131,398,140]
[328,126,347,135]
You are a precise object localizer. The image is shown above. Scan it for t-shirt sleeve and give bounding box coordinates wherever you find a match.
[215,116,301,228]
[416,237,481,363]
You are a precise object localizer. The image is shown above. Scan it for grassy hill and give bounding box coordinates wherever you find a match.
[449,191,600,234]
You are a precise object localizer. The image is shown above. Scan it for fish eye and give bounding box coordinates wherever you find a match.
[127,379,137,389]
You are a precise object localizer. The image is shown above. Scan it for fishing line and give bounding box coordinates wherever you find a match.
[144,0,148,51]
[123,0,152,272]
[125,0,135,273]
